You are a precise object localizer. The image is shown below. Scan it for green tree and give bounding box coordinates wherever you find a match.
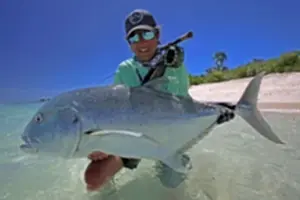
[213,51,228,71]
[189,50,300,86]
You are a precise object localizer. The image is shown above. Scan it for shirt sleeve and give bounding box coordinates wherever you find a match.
[113,67,123,84]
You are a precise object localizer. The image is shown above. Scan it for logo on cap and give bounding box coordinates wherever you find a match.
[128,12,144,25]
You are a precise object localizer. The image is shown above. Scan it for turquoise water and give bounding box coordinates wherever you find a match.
[1,104,300,200]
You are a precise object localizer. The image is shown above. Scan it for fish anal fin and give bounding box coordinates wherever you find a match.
[162,153,192,174]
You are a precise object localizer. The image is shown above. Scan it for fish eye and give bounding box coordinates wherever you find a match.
[34,113,43,123]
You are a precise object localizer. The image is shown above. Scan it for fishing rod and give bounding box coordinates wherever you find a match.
[141,31,194,85]
[161,31,193,51]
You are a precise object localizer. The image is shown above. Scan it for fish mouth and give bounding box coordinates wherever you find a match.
[20,135,38,154]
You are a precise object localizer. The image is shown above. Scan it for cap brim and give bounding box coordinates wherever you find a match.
[126,25,155,38]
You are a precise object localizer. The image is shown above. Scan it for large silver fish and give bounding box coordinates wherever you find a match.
[20,72,284,174]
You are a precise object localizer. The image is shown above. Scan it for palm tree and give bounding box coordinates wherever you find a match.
[213,51,227,71]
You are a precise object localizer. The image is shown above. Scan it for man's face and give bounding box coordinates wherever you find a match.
[127,29,159,62]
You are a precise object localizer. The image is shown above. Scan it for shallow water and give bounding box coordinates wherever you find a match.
[0,103,300,200]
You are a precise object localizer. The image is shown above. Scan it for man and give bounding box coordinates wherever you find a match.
[84,9,190,191]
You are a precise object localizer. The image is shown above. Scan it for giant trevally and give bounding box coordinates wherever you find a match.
[20,72,284,174]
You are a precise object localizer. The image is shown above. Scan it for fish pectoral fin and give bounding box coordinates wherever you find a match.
[83,129,164,159]
[84,128,145,138]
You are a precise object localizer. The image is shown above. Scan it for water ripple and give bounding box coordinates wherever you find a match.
[0,105,300,200]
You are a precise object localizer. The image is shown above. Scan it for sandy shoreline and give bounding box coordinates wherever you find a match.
[188,72,300,112]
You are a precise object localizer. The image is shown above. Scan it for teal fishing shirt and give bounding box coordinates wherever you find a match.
[113,57,190,97]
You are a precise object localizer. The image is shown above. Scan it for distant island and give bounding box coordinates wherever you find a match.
[189,50,300,85]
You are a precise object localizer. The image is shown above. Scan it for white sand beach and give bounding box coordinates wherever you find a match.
[188,72,300,111]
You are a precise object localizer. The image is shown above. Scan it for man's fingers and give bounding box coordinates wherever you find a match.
[88,151,109,161]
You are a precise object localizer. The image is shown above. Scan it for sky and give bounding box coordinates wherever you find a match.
[0,0,300,103]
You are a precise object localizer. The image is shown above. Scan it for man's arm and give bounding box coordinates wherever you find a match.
[113,62,141,87]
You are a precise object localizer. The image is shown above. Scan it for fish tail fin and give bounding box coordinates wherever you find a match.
[236,72,285,144]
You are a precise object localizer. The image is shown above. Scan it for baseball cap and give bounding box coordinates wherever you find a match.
[125,9,159,39]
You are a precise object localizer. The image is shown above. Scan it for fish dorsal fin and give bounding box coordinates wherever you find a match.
[143,76,171,91]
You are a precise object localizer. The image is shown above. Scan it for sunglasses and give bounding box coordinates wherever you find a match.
[128,31,156,44]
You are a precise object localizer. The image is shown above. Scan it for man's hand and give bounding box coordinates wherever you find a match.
[85,152,123,191]
[164,45,184,68]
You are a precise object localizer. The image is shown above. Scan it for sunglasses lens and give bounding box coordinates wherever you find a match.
[128,34,139,44]
[143,31,155,40]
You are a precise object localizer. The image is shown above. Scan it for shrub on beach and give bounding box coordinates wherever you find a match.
[189,51,300,85]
